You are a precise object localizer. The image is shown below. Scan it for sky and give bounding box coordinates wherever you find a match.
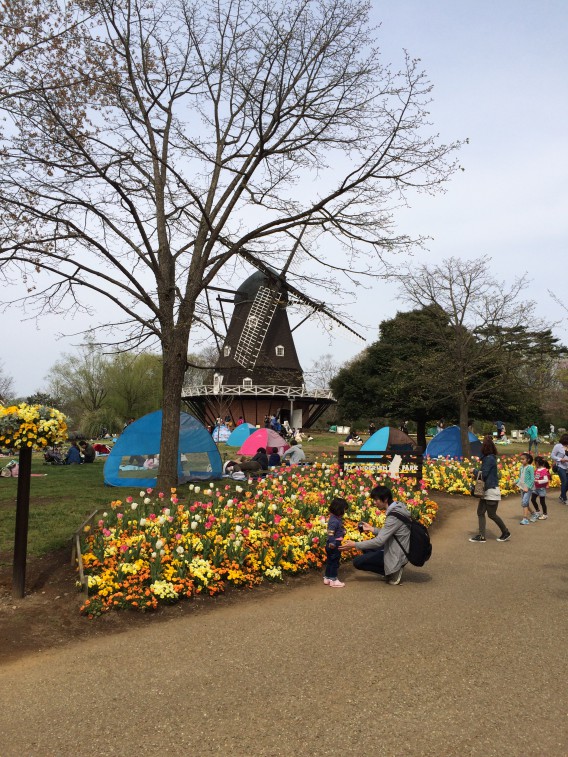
[3,0,567,396]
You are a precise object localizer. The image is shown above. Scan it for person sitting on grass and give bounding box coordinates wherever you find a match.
[281,440,306,465]
[252,447,269,470]
[79,441,96,463]
[65,442,82,465]
[339,484,409,586]
[268,447,281,467]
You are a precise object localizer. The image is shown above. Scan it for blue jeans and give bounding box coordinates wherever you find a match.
[324,545,341,579]
[528,438,538,455]
[558,467,568,501]
[353,549,386,576]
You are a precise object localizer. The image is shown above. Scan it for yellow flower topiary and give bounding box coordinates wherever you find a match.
[0,403,68,450]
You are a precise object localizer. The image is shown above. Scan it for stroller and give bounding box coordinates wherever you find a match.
[44,448,64,465]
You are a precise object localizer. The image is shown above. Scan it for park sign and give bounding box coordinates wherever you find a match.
[338,447,424,487]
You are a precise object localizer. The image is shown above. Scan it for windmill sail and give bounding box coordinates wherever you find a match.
[233,286,282,368]
[238,248,364,341]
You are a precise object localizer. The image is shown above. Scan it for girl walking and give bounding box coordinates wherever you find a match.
[469,436,510,543]
[532,457,551,519]
[517,452,537,525]
[324,497,348,587]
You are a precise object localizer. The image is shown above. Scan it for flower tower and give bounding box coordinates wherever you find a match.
[0,404,68,597]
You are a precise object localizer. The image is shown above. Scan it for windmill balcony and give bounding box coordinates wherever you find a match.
[182,383,334,400]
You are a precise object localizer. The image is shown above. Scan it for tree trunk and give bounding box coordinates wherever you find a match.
[415,415,427,453]
[460,397,470,458]
[157,334,188,491]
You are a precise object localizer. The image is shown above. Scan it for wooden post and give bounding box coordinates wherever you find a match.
[338,445,345,472]
[12,445,33,599]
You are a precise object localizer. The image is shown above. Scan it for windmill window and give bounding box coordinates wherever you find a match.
[275,345,285,357]
[243,377,253,387]
[224,345,231,356]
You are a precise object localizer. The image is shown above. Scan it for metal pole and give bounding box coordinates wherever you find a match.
[12,445,33,599]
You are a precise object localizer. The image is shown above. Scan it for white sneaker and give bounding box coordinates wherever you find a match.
[386,567,404,585]
[323,577,331,585]
[538,514,548,520]
[328,579,345,588]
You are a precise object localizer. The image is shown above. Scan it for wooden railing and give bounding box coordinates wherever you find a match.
[182,384,334,399]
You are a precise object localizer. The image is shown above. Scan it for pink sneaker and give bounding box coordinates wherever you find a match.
[328,579,345,588]
[323,577,331,585]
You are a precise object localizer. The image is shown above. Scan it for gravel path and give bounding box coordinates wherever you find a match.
[1,494,568,756]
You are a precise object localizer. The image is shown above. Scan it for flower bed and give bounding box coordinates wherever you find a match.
[423,455,560,496]
[79,463,438,617]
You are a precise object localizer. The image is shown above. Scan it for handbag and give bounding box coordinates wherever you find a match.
[472,471,485,498]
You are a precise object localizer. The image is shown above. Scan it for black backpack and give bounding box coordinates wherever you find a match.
[388,510,432,567]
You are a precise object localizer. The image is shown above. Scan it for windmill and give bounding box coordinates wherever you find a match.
[183,244,364,429]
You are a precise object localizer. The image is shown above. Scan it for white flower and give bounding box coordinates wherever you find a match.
[151,551,157,558]
[194,514,201,522]
[163,508,170,516]
[159,549,165,556]
[270,504,277,511]
[235,486,243,493]
[139,490,145,497]
[155,539,164,550]
[176,545,184,555]
[130,502,138,510]
[235,524,242,532]
[227,499,234,506]
[139,517,146,527]
[189,484,194,490]
[191,521,198,530]
[102,512,108,518]
[144,498,151,505]
[194,486,200,493]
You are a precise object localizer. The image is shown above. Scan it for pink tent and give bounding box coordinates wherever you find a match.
[237,428,290,456]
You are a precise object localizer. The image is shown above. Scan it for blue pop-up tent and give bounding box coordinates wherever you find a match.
[226,423,256,447]
[425,425,481,459]
[359,426,416,459]
[104,410,222,486]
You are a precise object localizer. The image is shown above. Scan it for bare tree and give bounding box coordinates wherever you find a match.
[395,256,537,455]
[0,0,461,486]
[0,359,15,402]
[304,353,340,392]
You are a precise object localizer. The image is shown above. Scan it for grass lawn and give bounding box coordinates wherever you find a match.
[0,432,552,561]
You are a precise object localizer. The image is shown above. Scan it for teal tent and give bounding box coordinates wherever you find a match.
[104,410,222,486]
[359,426,416,459]
[226,423,256,447]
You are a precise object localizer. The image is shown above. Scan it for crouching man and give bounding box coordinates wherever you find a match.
[339,485,410,586]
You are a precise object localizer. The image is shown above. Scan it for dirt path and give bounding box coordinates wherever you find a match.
[1,494,568,756]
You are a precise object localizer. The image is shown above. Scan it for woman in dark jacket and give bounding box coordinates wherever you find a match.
[469,436,510,543]
[252,447,269,470]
